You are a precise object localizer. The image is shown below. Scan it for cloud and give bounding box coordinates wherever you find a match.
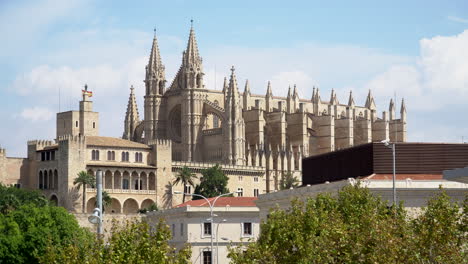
[448,16,468,24]
[20,107,54,122]
[364,29,468,111]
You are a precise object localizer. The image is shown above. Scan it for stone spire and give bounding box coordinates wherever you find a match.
[287,85,292,98]
[365,89,376,110]
[183,22,202,68]
[145,29,166,95]
[348,90,355,106]
[389,98,395,120]
[313,87,321,103]
[224,66,246,165]
[123,86,140,140]
[243,79,251,110]
[222,77,228,94]
[266,81,273,112]
[293,84,299,98]
[400,98,406,122]
[330,89,338,105]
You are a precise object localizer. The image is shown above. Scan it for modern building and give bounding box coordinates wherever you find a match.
[257,142,468,220]
[0,24,406,213]
[146,197,259,264]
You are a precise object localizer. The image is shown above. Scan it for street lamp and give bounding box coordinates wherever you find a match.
[88,170,103,235]
[216,219,227,264]
[381,140,396,206]
[174,191,240,264]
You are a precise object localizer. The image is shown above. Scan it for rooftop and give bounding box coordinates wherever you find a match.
[87,136,150,149]
[175,197,258,208]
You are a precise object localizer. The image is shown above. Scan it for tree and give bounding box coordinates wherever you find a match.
[193,164,230,199]
[40,219,191,264]
[173,166,197,203]
[0,185,92,263]
[92,191,112,212]
[73,171,96,213]
[279,172,300,190]
[138,202,159,214]
[228,184,467,263]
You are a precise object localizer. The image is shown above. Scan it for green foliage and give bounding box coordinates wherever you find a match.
[74,170,95,213]
[279,172,300,190]
[193,164,230,199]
[229,184,467,264]
[0,184,48,213]
[0,184,92,263]
[173,166,197,203]
[138,202,159,214]
[40,219,191,264]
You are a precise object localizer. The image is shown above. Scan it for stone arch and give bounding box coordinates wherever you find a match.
[140,172,147,190]
[114,171,122,189]
[104,170,112,189]
[133,122,144,142]
[141,199,155,210]
[123,198,139,214]
[131,171,139,190]
[108,198,121,214]
[43,170,48,190]
[148,172,156,190]
[39,171,43,189]
[50,194,58,206]
[122,171,130,190]
[168,105,182,143]
[53,170,58,190]
[86,197,96,214]
[48,169,53,189]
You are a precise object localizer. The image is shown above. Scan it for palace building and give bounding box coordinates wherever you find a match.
[0,24,407,213]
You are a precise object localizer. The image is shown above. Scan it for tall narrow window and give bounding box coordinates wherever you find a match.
[237,188,243,197]
[108,151,112,160]
[203,222,212,236]
[123,179,129,190]
[93,122,95,128]
[96,150,100,160]
[180,223,184,236]
[213,116,219,128]
[76,121,78,127]
[254,188,259,197]
[243,222,253,236]
[203,251,212,264]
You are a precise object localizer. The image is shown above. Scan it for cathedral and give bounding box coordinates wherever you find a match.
[0,24,406,214]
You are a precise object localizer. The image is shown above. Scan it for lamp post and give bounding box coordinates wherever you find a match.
[174,191,239,264]
[381,140,396,206]
[88,169,103,235]
[216,219,227,263]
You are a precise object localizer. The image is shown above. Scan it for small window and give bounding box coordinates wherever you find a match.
[243,222,252,236]
[213,116,219,128]
[93,122,95,128]
[238,176,243,182]
[254,188,259,197]
[184,185,191,194]
[41,152,45,161]
[172,224,175,236]
[51,151,55,160]
[95,150,99,160]
[203,222,212,236]
[180,223,184,236]
[203,251,212,264]
[237,188,243,197]
[46,152,50,161]
[254,176,259,182]
[76,121,78,127]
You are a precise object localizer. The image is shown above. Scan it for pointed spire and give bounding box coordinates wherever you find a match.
[389,98,395,120]
[244,79,250,95]
[365,89,376,110]
[330,89,338,105]
[287,85,292,98]
[348,90,355,106]
[293,84,298,98]
[266,81,273,97]
[147,29,163,77]
[312,86,316,100]
[313,87,321,103]
[183,21,202,67]
[123,85,140,140]
[227,66,240,99]
[222,77,228,94]
[400,98,406,113]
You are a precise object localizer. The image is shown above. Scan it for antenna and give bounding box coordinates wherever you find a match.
[394,91,397,142]
[58,84,61,112]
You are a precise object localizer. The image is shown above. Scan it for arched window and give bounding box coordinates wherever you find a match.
[123,179,129,190]
[121,152,125,161]
[213,116,219,128]
[39,171,43,189]
[43,171,48,190]
[135,152,138,162]
[112,151,115,161]
[76,121,78,127]
[108,151,112,160]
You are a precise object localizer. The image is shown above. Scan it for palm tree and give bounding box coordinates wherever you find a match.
[280,172,300,190]
[173,166,197,203]
[74,171,96,213]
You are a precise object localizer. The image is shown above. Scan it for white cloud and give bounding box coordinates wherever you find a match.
[20,107,54,122]
[448,16,468,24]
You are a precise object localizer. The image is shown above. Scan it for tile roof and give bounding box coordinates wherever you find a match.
[87,136,150,149]
[175,197,258,208]
[364,174,443,180]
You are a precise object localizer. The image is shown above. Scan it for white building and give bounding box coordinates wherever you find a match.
[146,197,259,264]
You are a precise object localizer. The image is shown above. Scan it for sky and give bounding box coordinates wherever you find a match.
[1,0,467,157]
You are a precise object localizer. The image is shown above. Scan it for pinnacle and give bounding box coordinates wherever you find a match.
[244,79,250,94]
[184,23,201,67]
[266,81,272,97]
[348,90,355,106]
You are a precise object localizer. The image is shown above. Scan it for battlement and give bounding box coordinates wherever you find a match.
[148,139,172,147]
[58,134,86,144]
[27,140,54,148]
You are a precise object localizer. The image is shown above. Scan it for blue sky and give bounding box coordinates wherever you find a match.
[1,0,467,156]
